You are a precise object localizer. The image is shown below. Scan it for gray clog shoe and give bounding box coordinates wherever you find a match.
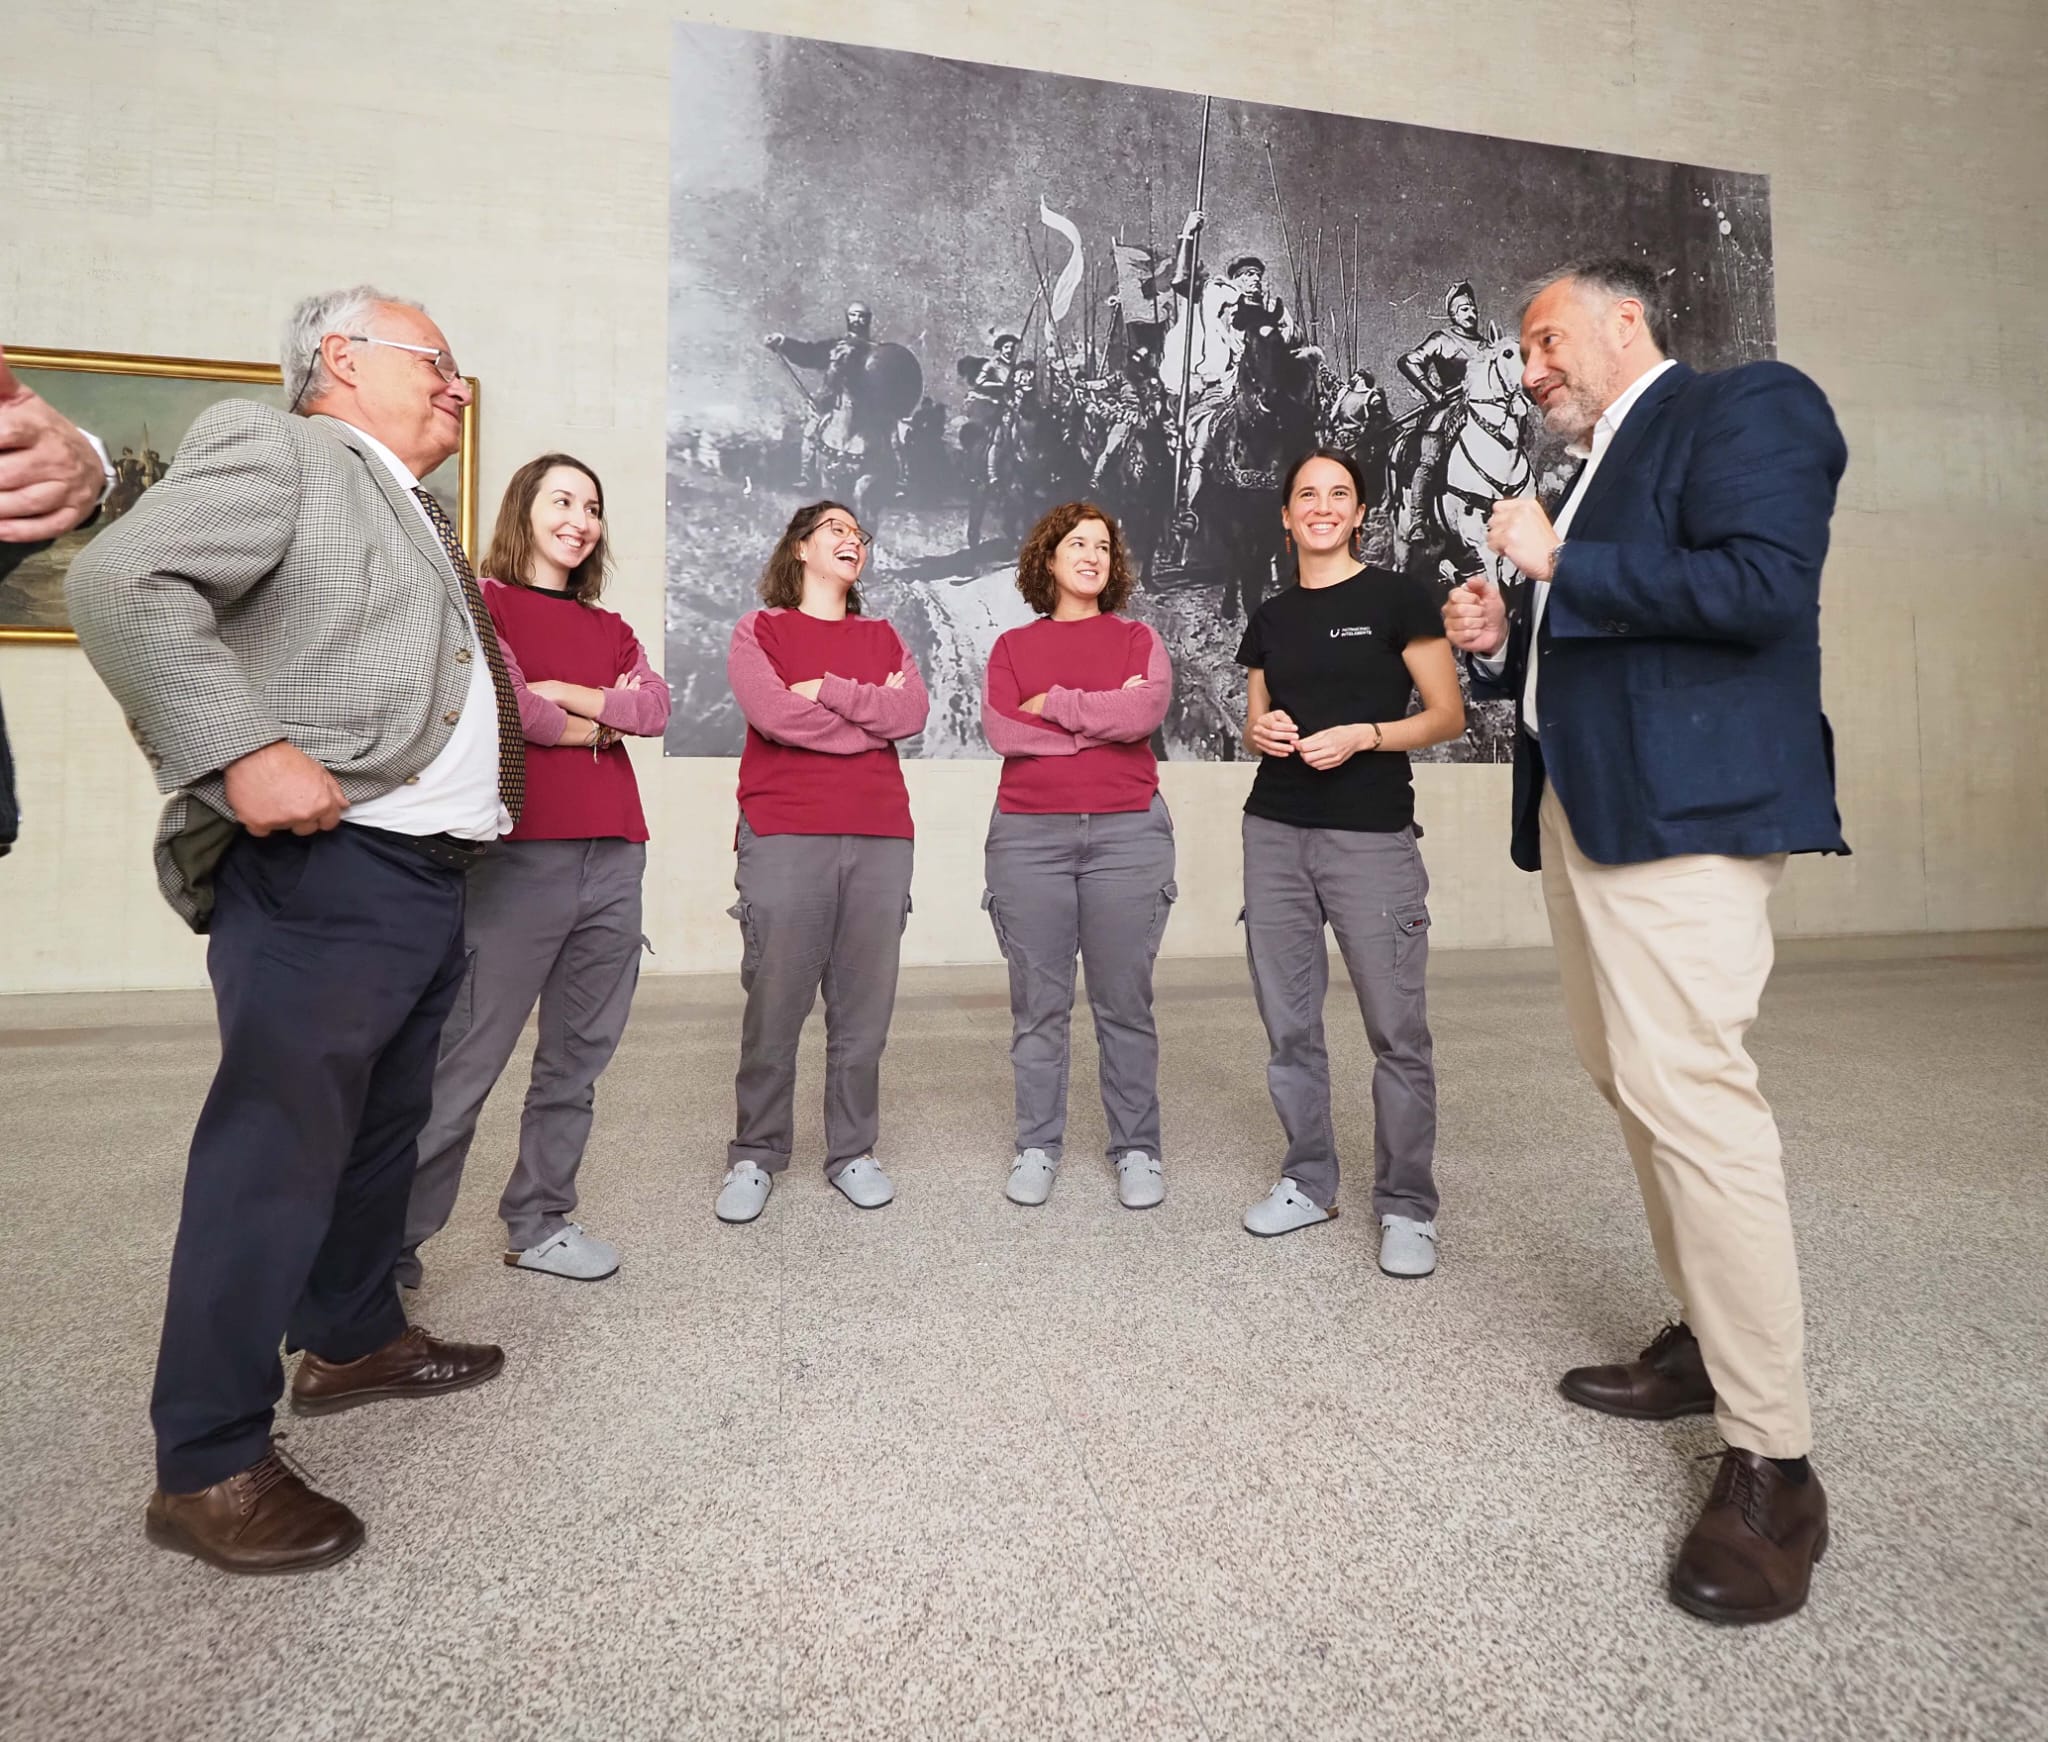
[716,1161,773,1224]
[1243,1178,1334,1237]
[505,1223,620,1281]
[832,1154,896,1209]
[1006,1148,1058,1207]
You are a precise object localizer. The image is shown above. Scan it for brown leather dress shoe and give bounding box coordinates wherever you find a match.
[290,1323,504,1416]
[1559,1322,1716,1419]
[1670,1448,1829,1624]
[145,1446,363,1575]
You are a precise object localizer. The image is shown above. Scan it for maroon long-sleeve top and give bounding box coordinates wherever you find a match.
[728,606,929,838]
[981,612,1171,814]
[486,578,671,842]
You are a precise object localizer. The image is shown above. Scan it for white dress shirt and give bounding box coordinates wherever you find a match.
[1482,357,1678,736]
[339,425,509,841]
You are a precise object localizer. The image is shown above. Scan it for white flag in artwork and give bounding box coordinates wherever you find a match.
[1040,198,1084,322]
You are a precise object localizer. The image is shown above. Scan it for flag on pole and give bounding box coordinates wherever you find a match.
[1111,243,1169,325]
[1040,198,1084,323]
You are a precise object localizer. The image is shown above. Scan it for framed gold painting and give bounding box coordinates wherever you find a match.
[0,346,479,643]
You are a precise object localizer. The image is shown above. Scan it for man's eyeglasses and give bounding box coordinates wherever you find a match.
[345,335,463,382]
[807,516,871,548]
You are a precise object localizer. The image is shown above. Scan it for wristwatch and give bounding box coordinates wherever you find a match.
[1547,540,1567,578]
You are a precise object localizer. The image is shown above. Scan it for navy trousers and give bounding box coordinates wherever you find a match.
[151,825,469,1492]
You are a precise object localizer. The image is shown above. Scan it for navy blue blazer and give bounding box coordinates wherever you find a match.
[1472,359,1850,871]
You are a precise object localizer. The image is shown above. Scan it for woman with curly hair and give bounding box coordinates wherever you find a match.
[715,501,930,1225]
[980,502,1176,1209]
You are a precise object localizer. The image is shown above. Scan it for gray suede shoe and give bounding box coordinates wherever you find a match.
[1243,1178,1334,1237]
[1115,1151,1164,1210]
[1378,1214,1439,1278]
[1006,1148,1058,1207]
[505,1223,619,1281]
[715,1162,773,1224]
[831,1155,896,1209]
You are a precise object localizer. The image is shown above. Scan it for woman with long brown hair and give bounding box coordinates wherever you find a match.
[399,453,669,1287]
[980,501,1175,1209]
[715,500,929,1224]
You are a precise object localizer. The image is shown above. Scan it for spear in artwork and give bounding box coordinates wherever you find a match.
[1169,94,1213,524]
[1266,141,1304,338]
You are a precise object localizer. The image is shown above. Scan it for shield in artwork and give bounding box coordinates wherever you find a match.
[861,341,924,422]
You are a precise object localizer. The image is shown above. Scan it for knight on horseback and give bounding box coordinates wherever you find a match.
[1157,211,1302,516]
[1395,281,1490,544]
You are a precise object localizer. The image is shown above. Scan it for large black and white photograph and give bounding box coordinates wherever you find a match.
[663,25,1775,760]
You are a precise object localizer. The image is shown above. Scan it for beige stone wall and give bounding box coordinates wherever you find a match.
[3,0,2041,992]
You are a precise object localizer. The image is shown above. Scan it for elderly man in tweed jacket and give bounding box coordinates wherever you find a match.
[67,287,518,1576]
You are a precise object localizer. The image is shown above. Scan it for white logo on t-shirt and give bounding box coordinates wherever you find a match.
[1329,626,1373,638]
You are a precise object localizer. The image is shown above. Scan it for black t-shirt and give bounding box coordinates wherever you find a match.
[1235,566,1444,832]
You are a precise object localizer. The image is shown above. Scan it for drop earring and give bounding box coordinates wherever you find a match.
[1284,528,1294,557]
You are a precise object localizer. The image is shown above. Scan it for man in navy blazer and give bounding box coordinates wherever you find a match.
[1445,258,1847,1626]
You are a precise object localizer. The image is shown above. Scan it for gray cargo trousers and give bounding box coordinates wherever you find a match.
[1240,813,1438,1218]
[401,837,647,1276]
[728,818,915,1179]
[982,795,1178,1162]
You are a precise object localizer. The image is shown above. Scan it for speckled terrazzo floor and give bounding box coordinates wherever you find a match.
[2,933,2044,1742]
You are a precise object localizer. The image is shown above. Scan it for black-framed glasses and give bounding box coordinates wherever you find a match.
[806,514,871,548]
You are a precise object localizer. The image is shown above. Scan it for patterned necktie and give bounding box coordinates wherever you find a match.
[411,486,525,823]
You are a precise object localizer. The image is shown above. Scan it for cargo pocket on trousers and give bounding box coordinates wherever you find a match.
[1392,903,1431,997]
[1147,879,1179,955]
[726,900,762,987]
[980,888,1011,960]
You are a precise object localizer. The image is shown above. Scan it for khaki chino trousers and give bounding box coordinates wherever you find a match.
[1539,785,1810,1457]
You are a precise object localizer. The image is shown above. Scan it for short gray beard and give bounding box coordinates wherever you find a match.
[1542,380,1604,448]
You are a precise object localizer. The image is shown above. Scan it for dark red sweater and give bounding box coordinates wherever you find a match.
[729,607,929,838]
[983,613,1170,814]
[486,581,650,843]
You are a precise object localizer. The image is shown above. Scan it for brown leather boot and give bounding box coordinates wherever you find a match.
[1670,1448,1829,1624]
[290,1323,504,1416]
[145,1446,363,1575]
[1559,1322,1716,1420]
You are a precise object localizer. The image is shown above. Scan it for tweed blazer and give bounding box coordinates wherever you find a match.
[66,400,481,930]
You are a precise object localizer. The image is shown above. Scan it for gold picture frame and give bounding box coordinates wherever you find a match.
[0,345,479,644]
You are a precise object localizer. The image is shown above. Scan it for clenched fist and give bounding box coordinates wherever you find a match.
[1486,496,1560,581]
[1442,574,1508,657]
[0,348,106,542]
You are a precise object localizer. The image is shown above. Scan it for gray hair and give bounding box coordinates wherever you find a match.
[1519,257,1673,353]
[281,284,425,409]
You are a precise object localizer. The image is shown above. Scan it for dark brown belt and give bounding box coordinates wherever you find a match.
[346,824,491,872]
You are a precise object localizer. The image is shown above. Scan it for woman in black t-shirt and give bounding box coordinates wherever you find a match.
[1234,450,1465,1276]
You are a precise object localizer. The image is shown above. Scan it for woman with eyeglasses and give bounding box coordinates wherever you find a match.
[980,502,1176,1209]
[1235,449,1464,1276]
[399,453,670,1288]
[714,502,930,1224]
